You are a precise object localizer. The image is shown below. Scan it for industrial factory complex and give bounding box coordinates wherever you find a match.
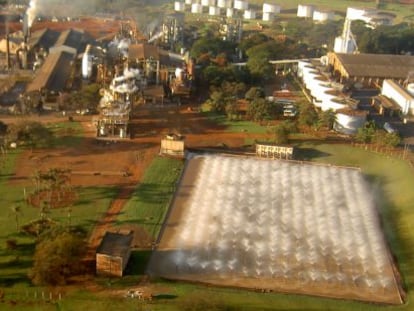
[0,0,414,308]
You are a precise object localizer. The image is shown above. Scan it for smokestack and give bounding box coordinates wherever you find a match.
[23,13,29,40]
[6,34,10,71]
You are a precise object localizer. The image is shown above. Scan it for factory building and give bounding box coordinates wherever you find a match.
[327,52,414,86]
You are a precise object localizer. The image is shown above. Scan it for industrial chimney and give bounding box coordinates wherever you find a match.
[6,34,11,71]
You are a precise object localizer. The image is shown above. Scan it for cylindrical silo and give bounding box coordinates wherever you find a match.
[262,12,274,21]
[313,10,334,22]
[297,4,314,18]
[174,1,186,11]
[82,44,93,80]
[334,110,367,135]
[217,0,231,9]
[191,3,203,13]
[346,7,376,22]
[201,0,215,6]
[234,0,248,10]
[209,6,221,15]
[407,83,414,96]
[243,9,256,19]
[263,3,280,14]
[226,7,234,17]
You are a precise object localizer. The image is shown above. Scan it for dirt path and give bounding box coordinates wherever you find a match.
[83,186,135,266]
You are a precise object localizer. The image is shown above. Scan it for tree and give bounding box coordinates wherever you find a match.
[205,82,245,116]
[373,131,402,148]
[355,121,376,144]
[274,120,298,144]
[29,228,86,286]
[246,98,271,123]
[246,46,274,81]
[318,109,337,130]
[298,102,318,129]
[7,121,53,150]
[245,87,265,101]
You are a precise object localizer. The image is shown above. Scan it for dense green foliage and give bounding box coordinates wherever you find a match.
[6,121,54,149]
[29,228,86,285]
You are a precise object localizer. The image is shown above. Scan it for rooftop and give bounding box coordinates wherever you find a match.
[330,53,414,79]
[96,231,133,258]
[26,51,74,93]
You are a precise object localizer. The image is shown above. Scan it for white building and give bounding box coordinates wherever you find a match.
[313,10,334,23]
[234,0,249,10]
[263,3,280,14]
[243,9,256,20]
[297,4,314,18]
[382,79,414,115]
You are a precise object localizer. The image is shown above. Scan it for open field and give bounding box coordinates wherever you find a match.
[116,156,184,247]
[0,104,414,310]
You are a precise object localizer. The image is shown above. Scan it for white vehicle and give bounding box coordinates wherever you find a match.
[383,122,396,134]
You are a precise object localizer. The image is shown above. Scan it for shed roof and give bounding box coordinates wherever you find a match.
[129,43,160,60]
[26,51,74,93]
[373,95,401,110]
[96,231,133,258]
[383,79,414,101]
[28,28,60,51]
[54,29,86,53]
[332,53,414,79]
[128,43,184,67]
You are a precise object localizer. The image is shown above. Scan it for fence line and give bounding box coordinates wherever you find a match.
[352,143,414,168]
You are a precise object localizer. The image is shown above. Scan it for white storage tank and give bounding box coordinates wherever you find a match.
[243,9,256,19]
[191,3,203,13]
[407,83,414,97]
[174,1,186,11]
[333,36,357,54]
[234,0,248,10]
[217,0,232,8]
[82,44,93,80]
[263,3,280,14]
[262,12,274,21]
[346,7,377,22]
[226,7,234,17]
[209,6,221,15]
[313,10,334,22]
[297,4,314,18]
[201,0,215,6]
[334,110,367,135]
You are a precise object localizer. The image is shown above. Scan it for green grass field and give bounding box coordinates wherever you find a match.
[116,157,184,240]
[202,111,270,134]
[0,121,115,288]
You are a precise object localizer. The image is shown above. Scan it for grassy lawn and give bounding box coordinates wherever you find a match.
[0,121,115,289]
[48,120,84,148]
[116,157,184,240]
[203,111,270,134]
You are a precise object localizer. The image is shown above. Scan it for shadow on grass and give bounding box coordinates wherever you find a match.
[0,272,31,287]
[294,147,331,161]
[74,187,119,206]
[125,250,152,275]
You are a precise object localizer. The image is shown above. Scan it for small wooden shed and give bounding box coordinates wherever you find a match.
[160,133,185,157]
[96,231,133,277]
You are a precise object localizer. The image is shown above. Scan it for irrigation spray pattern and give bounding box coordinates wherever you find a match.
[149,154,400,302]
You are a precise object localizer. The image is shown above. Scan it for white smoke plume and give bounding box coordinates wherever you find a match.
[26,0,37,27]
